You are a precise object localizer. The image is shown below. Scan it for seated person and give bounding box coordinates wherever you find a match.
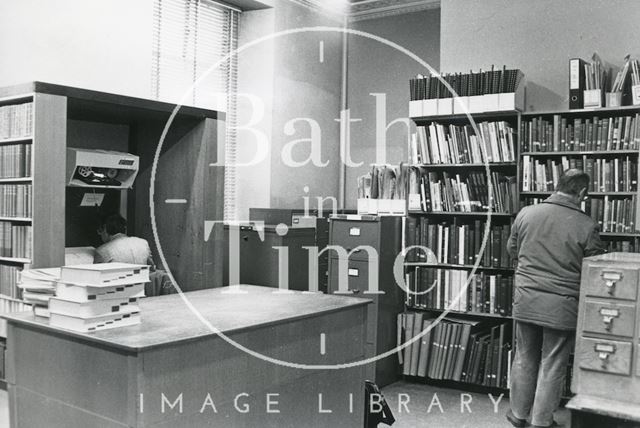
[95,214,155,269]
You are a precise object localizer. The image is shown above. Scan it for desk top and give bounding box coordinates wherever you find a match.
[3,285,370,353]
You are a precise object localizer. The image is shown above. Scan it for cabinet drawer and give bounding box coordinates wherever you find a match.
[328,258,379,344]
[584,264,639,301]
[577,337,632,376]
[583,300,636,338]
[330,220,380,256]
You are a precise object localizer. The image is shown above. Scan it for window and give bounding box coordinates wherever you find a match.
[151,0,239,220]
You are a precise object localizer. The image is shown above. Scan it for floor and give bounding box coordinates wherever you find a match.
[0,383,570,428]
[381,381,571,428]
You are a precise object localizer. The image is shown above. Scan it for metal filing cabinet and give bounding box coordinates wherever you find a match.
[327,215,404,387]
[568,252,640,424]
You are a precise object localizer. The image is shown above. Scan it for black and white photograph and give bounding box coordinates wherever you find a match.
[0,0,639,427]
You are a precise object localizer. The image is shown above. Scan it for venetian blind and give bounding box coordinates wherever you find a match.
[151,0,239,220]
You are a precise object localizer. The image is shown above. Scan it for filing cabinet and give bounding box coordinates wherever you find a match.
[327,215,404,387]
[568,252,640,423]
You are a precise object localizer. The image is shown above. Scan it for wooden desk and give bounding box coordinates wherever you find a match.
[4,286,370,427]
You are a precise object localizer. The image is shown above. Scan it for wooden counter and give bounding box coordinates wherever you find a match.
[4,285,371,427]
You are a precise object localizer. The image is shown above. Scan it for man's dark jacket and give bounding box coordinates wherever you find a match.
[507,193,606,330]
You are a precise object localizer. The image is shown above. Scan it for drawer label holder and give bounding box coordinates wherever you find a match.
[599,307,620,331]
[594,343,616,368]
[601,270,623,295]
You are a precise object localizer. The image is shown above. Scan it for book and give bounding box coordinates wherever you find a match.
[49,306,141,333]
[60,263,150,286]
[55,282,145,302]
[416,319,435,377]
[402,313,415,376]
[409,312,423,376]
[49,296,140,318]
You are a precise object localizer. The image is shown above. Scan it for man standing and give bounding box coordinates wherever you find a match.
[506,169,606,428]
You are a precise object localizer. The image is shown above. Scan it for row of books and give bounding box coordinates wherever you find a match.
[357,164,408,200]
[606,238,640,253]
[523,196,637,234]
[521,115,640,152]
[0,102,33,140]
[410,121,516,165]
[409,67,524,100]
[0,223,32,259]
[522,156,638,193]
[405,217,514,269]
[399,314,512,388]
[0,144,32,178]
[405,267,514,316]
[0,294,29,314]
[411,171,517,214]
[0,184,32,218]
[0,265,20,299]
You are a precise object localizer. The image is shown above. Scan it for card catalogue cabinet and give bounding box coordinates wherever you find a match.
[568,252,640,423]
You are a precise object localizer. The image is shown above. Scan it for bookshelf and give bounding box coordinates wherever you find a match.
[521,106,640,252]
[0,90,66,339]
[401,109,521,391]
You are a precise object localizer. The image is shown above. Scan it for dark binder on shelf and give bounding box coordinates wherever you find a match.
[569,58,587,109]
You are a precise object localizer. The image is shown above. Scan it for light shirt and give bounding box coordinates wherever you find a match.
[95,233,153,266]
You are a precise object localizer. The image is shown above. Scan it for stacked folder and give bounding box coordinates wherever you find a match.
[48,263,148,333]
[18,267,60,318]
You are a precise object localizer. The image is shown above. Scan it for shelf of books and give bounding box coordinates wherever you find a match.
[521,107,640,253]
[0,90,67,340]
[0,95,35,336]
[403,101,521,391]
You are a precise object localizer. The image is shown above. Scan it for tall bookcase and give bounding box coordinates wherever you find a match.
[0,90,67,337]
[401,110,521,392]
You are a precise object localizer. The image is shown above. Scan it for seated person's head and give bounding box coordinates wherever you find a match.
[98,213,127,243]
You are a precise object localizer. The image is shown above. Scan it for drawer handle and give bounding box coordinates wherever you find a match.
[600,307,620,331]
[601,270,623,294]
[594,343,616,368]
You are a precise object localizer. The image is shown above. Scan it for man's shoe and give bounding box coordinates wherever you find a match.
[506,409,527,428]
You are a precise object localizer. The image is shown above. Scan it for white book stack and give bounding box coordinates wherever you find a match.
[18,267,61,318]
[49,263,149,333]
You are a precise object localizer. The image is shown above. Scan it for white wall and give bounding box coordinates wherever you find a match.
[0,0,153,98]
[440,0,640,112]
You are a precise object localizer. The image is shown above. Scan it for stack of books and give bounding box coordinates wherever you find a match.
[522,155,637,193]
[18,267,59,318]
[522,115,640,152]
[0,184,32,217]
[0,144,32,179]
[0,102,33,139]
[410,68,524,100]
[411,170,517,213]
[405,217,513,268]
[48,263,148,332]
[406,267,514,316]
[399,314,512,389]
[0,222,32,258]
[410,121,516,165]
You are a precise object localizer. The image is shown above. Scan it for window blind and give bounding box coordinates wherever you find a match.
[152,0,239,220]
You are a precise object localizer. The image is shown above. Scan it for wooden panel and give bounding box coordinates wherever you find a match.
[7,323,134,424]
[10,385,128,428]
[132,116,222,292]
[584,263,639,301]
[32,93,67,268]
[583,300,636,338]
[203,117,225,287]
[139,306,366,427]
[577,337,632,376]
